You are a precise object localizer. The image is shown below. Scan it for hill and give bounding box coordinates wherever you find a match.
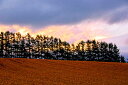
[0,58,128,85]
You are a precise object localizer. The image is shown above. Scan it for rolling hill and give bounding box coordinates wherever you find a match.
[0,58,128,85]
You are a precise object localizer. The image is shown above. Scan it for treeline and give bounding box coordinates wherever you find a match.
[0,31,125,62]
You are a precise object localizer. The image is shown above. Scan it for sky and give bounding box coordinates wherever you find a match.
[0,0,128,58]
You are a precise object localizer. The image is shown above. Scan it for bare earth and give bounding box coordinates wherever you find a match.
[0,58,128,85]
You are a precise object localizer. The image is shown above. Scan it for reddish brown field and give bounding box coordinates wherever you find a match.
[0,58,128,85]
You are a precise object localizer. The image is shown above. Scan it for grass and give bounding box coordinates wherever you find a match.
[0,58,128,85]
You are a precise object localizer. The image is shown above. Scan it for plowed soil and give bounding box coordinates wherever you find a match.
[0,58,128,85]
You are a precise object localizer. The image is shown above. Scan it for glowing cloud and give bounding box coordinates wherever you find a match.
[35,19,128,44]
[0,19,128,44]
[0,24,32,36]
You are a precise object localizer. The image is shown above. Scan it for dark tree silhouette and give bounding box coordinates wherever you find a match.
[86,40,92,61]
[0,31,125,63]
[0,32,4,57]
[91,40,99,61]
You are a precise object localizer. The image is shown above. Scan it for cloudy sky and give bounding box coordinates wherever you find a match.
[0,0,128,58]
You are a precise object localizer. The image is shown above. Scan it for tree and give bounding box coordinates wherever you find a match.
[4,31,11,58]
[112,44,120,62]
[0,31,124,63]
[0,32,4,57]
[25,33,32,58]
[86,40,92,61]
[91,40,99,61]
[20,37,26,58]
[120,55,125,63]
[78,41,86,60]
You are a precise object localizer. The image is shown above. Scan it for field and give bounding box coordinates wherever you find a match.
[0,58,128,85]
